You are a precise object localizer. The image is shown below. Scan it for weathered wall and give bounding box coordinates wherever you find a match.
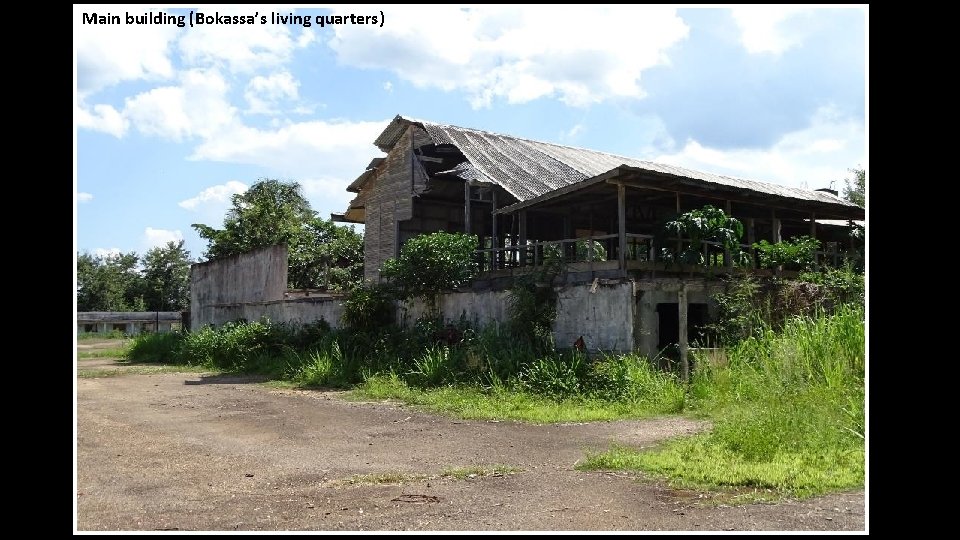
[634,279,724,360]
[190,245,288,330]
[363,125,431,281]
[196,297,345,330]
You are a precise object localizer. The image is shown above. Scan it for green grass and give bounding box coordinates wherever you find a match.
[577,305,865,500]
[350,372,682,423]
[77,346,130,359]
[77,364,215,378]
[78,330,127,340]
[441,465,522,479]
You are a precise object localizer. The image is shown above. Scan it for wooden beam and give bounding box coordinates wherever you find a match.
[772,209,782,242]
[675,192,682,256]
[490,188,498,271]
[618,183,627,271]
[724,200,732,268]
[679,284,689,384]
[519,209,528,267]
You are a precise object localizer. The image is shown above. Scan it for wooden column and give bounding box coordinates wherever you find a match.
[771,209,781,243]
[679,284,689,384]
[810,212,817,269]
[519,210,528,267]
[747,217,756,268]
[675,192,682,256]
[618,183,627,271]
[490,189,498,270]
[723,200,732,268]
[464,182,471,234]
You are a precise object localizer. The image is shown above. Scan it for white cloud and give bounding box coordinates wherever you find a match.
[92,247,122,258]
[77,192,94,203]
[328,6,689,107]
[383,81,393,93]
[245,72,300,114]
[651,106,865,191]
[142,227,183,249]
[76,103,128,137]
[190,118,386,180]
[562,124,584,140]
[179,180,249,211]
[300,176,360,219]
[730,6,809,54]
[75,6,178,95]
[123,69,236,141]
[178,8,314,73]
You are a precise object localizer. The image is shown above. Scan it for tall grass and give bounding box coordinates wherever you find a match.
[583,305,865,498]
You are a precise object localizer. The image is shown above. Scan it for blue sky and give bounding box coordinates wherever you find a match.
[75,5,867,262]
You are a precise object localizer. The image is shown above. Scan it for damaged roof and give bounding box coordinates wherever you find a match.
[371,115,863,211]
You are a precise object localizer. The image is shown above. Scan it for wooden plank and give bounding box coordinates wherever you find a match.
[491,188,498,270]
[464,182,471,234]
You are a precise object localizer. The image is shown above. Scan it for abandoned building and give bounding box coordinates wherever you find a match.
[192,114,865,361]
[77,311,182,335]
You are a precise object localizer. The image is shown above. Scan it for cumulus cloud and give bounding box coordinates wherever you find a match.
[77,192,94,203]
[75,7,178,95]
[76,103,128,138]
[328,6,689,107]
[142,227,184,249]
[123,69,236,141]
[190,118,386,181]
[178,8,314,73]
[245,72,300,114]
[730,6,811,54]
[651,106,864,191]
[179,181,249,211]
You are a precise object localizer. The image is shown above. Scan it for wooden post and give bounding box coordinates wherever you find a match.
[490,189,498,270]
[675,192,682,257]
[810,212,817,270]
[618,183,627,272]
[723,200,732,268]
[747,218,756,268]
[771,209,781,243]
[464,182,471,234]
[519,210,528,267]
[679,284,689,384]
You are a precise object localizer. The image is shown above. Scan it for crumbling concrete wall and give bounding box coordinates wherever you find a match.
[196,297,345,330]
[189,245,288,330]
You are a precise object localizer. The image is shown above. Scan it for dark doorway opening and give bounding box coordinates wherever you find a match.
[656,302,709,364]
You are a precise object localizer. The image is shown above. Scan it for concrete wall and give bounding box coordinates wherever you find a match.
[196,297,345,330]
[634,279,724,360]
[190,245,288,330]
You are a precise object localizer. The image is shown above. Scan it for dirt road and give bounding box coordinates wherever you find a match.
[76,359,865,531]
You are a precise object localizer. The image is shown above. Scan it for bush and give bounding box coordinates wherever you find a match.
[126,331,185,363]
[521,351,588,399]
[587,353,685,411]
[381,232,478,311]
[341,283,395,332]
[753,236,820,271]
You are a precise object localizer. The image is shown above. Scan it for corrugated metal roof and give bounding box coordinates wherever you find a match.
[373,115,863,211]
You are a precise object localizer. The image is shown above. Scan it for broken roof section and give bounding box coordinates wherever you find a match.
[348,114,864,217]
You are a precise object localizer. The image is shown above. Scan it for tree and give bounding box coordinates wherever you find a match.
[842,167,865,207]
[192,179,363,290]
[141,240,192,311]
[76,251,145,311]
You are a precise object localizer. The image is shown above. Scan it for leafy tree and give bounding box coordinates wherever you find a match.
[842,167,865,207]
[662,205,744,265]
[141,240,192,311]
[381,232,479,313]
[76,251,145,311]
[192,179,363,290]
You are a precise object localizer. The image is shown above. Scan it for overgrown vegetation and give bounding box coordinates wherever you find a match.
[661,205,744,265]
[381,231,479,314]
[753,236,820,271]
[582,304,864,498]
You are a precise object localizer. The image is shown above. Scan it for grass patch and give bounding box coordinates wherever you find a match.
[77,364,215,378]
[350,372,681,423]
[78,330,126,340]
[336,472,428,486]
[577,305,865,500]
[441,465,522,479]
[77,347,130,359]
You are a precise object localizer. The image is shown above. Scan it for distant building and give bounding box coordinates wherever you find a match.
[77,312,182,335]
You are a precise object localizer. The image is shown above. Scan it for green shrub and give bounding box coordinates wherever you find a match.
[341,283,395,331]
[754,236,820,271]
[126,331,185,363]
[521,352,588,399]
[381,232,479,312]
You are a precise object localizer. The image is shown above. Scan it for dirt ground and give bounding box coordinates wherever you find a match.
[76,353,866,532]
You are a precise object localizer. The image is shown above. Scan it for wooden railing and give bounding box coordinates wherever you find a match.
[475,233,654,272]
